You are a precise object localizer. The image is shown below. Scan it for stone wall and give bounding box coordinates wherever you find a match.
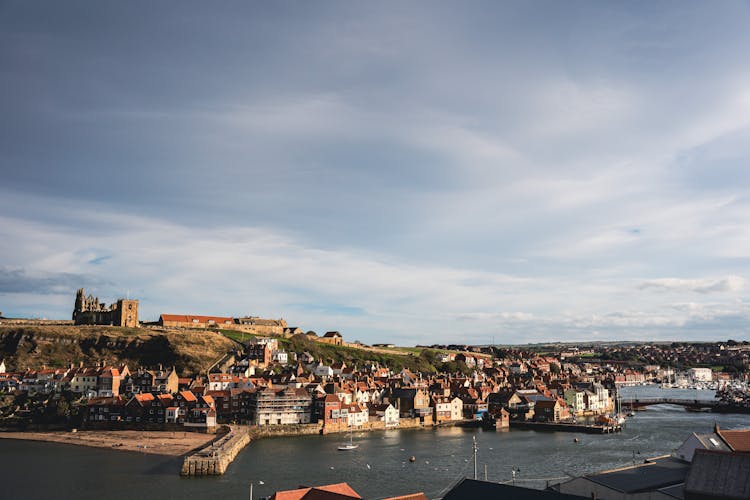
[181,425,251,476]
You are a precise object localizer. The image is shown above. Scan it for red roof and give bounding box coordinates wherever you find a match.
[160,314,234,324]
[719,428,750,452]
[179,390,198,402]
[271,483,361,500]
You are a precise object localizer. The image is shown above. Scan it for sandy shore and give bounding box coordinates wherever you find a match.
[0,430,217,456]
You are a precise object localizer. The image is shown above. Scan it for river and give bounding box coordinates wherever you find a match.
[2,387,749,500]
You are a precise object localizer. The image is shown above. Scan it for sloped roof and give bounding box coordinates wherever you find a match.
[584,456,689,494]
[443,479,585,500]
[719,428,750,452]
[270,483,361,500]
[685,450,750,499]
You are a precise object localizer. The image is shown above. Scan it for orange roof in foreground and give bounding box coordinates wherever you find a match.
[382,494,428,500]
[271,483,361,500]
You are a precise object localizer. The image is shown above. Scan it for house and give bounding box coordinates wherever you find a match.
[389,388,431,418]
[369,403,399,428]
[534,397,570,422]
[563,389,585,415]
[208,373,235,391]
[85,396,126,423]
[432,396,453,423]
[319,331,343,346]
[444,478,584,500]
[450,396,463,421]
[316,393,344,427]
[185,407,217,429]
[345,403,369,428]
[673,428,731,462]
[247,342,273,368]
[268,483,362,500]
[684,449,750,499]
[554,456,690,499]
[313,362,334,378]
[272,350,288,365]
[251,387,312,426]
[70,367,100,396]
[97,367,122,397]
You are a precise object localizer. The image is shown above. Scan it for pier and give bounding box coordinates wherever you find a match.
[180,426,250,477]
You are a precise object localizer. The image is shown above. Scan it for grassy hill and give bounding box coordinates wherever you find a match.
[0,325,235,376]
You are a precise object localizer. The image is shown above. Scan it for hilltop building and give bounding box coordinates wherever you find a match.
[157,314,286,335]
[72,288,139,327]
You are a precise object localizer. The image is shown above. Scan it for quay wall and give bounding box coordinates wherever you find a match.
[181,426,250,477]
[321,417,424,435]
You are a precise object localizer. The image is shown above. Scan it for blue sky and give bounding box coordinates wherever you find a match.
[1,1,749,344]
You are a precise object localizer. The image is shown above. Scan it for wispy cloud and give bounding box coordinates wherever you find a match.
[638,277,745,294]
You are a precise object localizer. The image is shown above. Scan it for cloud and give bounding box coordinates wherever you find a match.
[638,277,745,294]
[0,268,107,295]
[1,3,750,343]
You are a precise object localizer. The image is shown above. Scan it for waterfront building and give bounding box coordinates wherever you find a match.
[250,386,312,425]
[369,403,399,427]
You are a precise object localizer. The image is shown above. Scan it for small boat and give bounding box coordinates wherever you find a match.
[337,427,358,451]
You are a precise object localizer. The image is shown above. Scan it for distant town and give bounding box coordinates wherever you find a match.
[1,288,749,495]
[1,289,749,433]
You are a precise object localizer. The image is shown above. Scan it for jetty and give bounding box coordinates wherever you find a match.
[180,426,250,477]
[510,421,622,434]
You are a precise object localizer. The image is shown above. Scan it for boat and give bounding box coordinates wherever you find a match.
[337,427,358,451]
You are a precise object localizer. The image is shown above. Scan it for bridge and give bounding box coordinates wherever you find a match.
[620,397,718,410]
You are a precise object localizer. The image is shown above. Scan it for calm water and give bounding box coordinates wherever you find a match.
[2,388,749,500]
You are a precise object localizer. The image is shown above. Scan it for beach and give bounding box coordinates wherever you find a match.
[0,429,217,456]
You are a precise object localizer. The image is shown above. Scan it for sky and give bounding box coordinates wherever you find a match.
[1,1,750,345]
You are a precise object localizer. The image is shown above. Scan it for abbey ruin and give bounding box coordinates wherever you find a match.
[72,288,139,328]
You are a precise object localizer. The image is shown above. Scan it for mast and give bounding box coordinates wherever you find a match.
[472,436,478,480]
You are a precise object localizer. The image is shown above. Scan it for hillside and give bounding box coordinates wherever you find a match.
[0,325,235,376]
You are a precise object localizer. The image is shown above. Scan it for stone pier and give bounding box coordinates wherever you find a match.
[180,426,250,477]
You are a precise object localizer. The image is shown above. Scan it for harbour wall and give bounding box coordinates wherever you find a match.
[180,426,250,477]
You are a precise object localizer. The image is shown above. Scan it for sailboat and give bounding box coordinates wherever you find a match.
[337,426,358,451]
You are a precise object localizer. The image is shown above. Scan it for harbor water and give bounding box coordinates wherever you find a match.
[2,387,749,500]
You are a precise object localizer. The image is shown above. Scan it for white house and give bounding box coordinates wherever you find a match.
[346,403,369,428]
[370,403,399,427]
[313,362,334,378]
[450,396,463,421]
[272,350,288,365]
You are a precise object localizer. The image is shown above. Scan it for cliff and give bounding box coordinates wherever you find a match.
[0,325,235,376]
